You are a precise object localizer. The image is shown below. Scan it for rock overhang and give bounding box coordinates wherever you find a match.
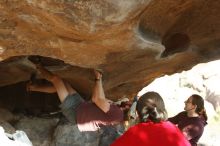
[0,0,220,100]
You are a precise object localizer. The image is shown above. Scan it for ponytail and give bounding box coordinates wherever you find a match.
[138,106,161,123]
[191,94,208,122]
[199,108,208,122]
[136,92,167,123]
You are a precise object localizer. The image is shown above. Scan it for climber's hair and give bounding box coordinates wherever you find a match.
[191,94,208,122]
[136,92,167,123]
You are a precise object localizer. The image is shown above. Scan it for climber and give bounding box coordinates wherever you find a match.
[26,63,124,132]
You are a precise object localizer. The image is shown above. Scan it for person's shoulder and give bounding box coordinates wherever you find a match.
[177,111,187,117]
[135,121,159,131]
[170,111,187,119]
[179,111,187,115]
[132,122,151,129]
[122,123,142,134]
[160,121,179,129]
[194,116,207,126]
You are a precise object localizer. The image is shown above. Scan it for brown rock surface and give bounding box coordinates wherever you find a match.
[0,0,220,100]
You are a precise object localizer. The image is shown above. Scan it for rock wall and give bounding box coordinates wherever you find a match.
[0,108,124,146]
[1,0,220,100]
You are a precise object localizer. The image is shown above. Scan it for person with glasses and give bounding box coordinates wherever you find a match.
[168,94,208,146]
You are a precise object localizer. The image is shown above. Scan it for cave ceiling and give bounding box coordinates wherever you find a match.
[0,0,220,100]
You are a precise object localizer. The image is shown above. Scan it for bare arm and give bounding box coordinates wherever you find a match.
[91,70,110,113]
[35,64,76,103]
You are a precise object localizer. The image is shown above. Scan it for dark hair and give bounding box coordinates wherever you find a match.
[191,94,208,121]
[119,101,132,121]
[136,92,167,123]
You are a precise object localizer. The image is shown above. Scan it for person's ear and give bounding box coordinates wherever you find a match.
[193,105,197,110]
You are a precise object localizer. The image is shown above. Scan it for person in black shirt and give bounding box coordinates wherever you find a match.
[168,94,208,146]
